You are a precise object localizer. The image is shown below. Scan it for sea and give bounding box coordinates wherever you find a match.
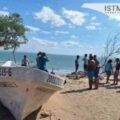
[0,51,84,75]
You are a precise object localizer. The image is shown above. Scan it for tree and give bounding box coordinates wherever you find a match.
[100,33,120,68]
[0,13,28,62]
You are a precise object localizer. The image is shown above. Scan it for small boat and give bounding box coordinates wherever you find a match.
[0,61,64,120]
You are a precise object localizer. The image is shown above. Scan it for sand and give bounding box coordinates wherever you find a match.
[38,76,120,120]
[0,76,120,120]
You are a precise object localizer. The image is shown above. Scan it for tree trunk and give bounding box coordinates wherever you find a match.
[12,47,16,63]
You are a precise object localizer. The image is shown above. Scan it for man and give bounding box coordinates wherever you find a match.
[37,52,49,72]
[36,51,42,68]
[105,59,113,83]
[83,54,88,73]
[75,55,80,73]
[93,55,100,89]
[21,55,29,67]
[87,55,96,89]
[113,58,120,85]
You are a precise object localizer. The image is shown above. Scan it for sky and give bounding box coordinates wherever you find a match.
[0,0,120,55]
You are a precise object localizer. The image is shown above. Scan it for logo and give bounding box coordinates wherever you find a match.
[105,5,120,14]
[82,3,120,16]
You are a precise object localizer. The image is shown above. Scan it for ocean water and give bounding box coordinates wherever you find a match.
[0,51,84,74]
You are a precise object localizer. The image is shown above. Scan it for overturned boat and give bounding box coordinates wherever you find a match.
[0,61,64,120]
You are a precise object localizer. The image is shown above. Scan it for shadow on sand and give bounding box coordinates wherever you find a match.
[106,85,120,89]
[24,106,42,120]
[61,88,92,94]
[62,78,120,94]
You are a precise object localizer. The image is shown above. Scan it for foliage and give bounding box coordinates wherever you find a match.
[0,13,28,62]
[101,33,120,68]
[0,13,28,50]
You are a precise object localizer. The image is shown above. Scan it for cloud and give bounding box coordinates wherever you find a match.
[18,37,82,54]
[26,25,50,34]
[41,30,50,34]
[62,8,87,26]
[18,37,58,54]
[26,25,40,32]
[32,37,58,47]
[108,14,120,21]
[85,22,101,30]
[55,30,69,35]
[70,35,78,39]
[2,7,8,11]
[34,6,66,27]
[18,37,104,55]
[68,23,75,28]
[0,11,9,16]
[91,16,96,21]
[85,26,96,30]
[61,40,80,48]
[85,16,101,30]
[32,37,80,48]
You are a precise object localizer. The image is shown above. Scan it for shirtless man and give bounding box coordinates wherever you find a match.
[87,55,96,89]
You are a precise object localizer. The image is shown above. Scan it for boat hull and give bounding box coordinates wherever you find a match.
[0,67,63,120]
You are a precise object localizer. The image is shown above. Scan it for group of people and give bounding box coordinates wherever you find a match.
[75,54,100,89]
[105,58,120,85]
[21,52,120,89]
[75,53,120,90]
[83,54,100,89]
[36,51,49,72]
[21,51,49,72]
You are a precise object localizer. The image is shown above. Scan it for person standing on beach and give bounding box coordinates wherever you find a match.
[75,55,80,73]
[36,51,42,68]
[83,54,88,73]
[87,55,96,89]
[89,54,92,59]
[113,58,120,85]
[105,59,113,83]
[93,55,100,89]
[37,52,49,72]
[21,55,29,67]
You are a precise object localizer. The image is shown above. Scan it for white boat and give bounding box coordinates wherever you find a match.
[0,61,64,120]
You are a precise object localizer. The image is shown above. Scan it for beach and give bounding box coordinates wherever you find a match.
[0,75,120,120]
[0,0,120,119]
[37,75,120,120]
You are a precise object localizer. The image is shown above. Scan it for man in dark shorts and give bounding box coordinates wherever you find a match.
[87,55,96,89]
